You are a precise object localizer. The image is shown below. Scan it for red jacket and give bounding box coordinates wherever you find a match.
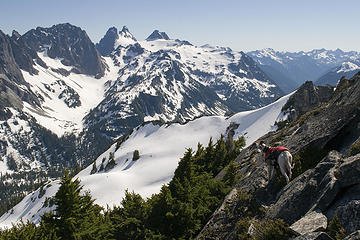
[265,146,289,160]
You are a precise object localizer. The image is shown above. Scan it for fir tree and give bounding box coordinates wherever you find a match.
[133,150,140,161]
[90,161,97,174]
[41,170,112,240]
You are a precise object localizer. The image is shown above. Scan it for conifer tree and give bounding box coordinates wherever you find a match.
[42,170,112,240]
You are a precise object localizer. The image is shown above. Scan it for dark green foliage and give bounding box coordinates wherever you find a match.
[109,190,160,240]
[274,120,289,130]
[327,214,346,240]
[41,170,112,240]
[234,217,251,240]
[1,135,245,239]
[133,150,140,161]
[223,160,239,186]
[90,161,97,174]
[252,219,296,240]
[105,152,116,171]
[292,146,328,179]
[349,140,360,156]
[6,155,18,171]
[0,220,59,240]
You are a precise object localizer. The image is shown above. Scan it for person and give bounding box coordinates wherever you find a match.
[257,141,293,184]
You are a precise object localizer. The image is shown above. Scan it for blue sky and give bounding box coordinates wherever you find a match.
[1,0,359,52]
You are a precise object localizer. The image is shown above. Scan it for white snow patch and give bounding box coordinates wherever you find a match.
[0,92,292,228]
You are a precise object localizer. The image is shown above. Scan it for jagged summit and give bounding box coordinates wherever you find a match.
[97,26,137,55]
[11,30,21,40]
[119,26,136,41]
[20,23,105,78]
[146,29,170,41]
[96,26,119,56]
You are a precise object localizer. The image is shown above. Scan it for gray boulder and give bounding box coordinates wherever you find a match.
[290,210,328,235]
[291,232,333,240]
[266,151,342,224]
[335,200,360,235]
[343,230,360,240]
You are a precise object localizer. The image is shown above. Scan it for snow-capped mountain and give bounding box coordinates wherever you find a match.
[87,27,283,138]
[0,23,284,216]
[248,48,360,92]
[0,92,292,228]
[96,26,137,56]
[146,30,170,41]
[315,61,360,86]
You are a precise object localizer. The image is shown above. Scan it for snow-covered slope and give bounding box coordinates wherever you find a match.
[315,61,360,86]
[87,27,283,138]
[21,52,118,136]
[0,92,292,228]
[248,48,360,90]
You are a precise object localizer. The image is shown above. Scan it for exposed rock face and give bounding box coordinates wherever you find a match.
[266,151,342,224]
[0,30,26,84]
[20,23,106,78]
[0,30,40,118]
[146,30,170,41]
[282,81,334,121]
[334,200,360,234]
[197,73,360,239]
[344,230,360,240]
[290,210,328,235]
[96,26,119,56]
[291,232,333,240]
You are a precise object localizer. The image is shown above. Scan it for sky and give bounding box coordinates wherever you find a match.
[0,0,359,52]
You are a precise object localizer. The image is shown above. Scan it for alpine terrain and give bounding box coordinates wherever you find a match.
[2,71,360,239]
[0,23,283,216]
[248,48,360,93]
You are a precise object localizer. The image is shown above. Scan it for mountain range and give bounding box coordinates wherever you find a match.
[0,23,283,213]
[248,48,360,92]
[1,22,360,238]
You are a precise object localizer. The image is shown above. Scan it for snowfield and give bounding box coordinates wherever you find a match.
[0,92,292,228]
[22,53,119,137]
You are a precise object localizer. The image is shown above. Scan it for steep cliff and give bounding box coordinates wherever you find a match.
[197,72,360,239]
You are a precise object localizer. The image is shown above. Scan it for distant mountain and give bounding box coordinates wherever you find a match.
[146,30,170,41]
[248,48,360,92]
[0,24,110,214]
[0,23,284,215]
[315,61,360,86]
[0,92,292,228]
[20,23,106,78]
[96,26,137,56]
[91,27,283,138]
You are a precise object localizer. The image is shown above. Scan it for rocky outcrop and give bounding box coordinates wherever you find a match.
[282,81,334,122]
[146,30,170,41]
[291,232,333,240]
[290,210,328,235]
[344,230,360,240]
[0,31,40,118]
[96,27,119,56]
[20,23,106,78]
[197,73,360,239]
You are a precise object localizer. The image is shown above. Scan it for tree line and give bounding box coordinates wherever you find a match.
[0,135,245,240]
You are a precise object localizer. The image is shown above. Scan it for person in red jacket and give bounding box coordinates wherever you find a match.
[257,141,294,184]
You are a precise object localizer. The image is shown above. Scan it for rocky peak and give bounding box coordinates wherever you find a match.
[20,23,106,78]
[96,26,119,56]
[197,73,360,240]
[11,30,21,40]
[146,30,170,41]
[119,26,136,41]
[282,81,334,121]
[0,31,40,118]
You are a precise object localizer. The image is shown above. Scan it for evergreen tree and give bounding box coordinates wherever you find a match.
[110,190,150,240]
[132,150,140,161]
[41,170,112,240]
[90,161,97,174]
